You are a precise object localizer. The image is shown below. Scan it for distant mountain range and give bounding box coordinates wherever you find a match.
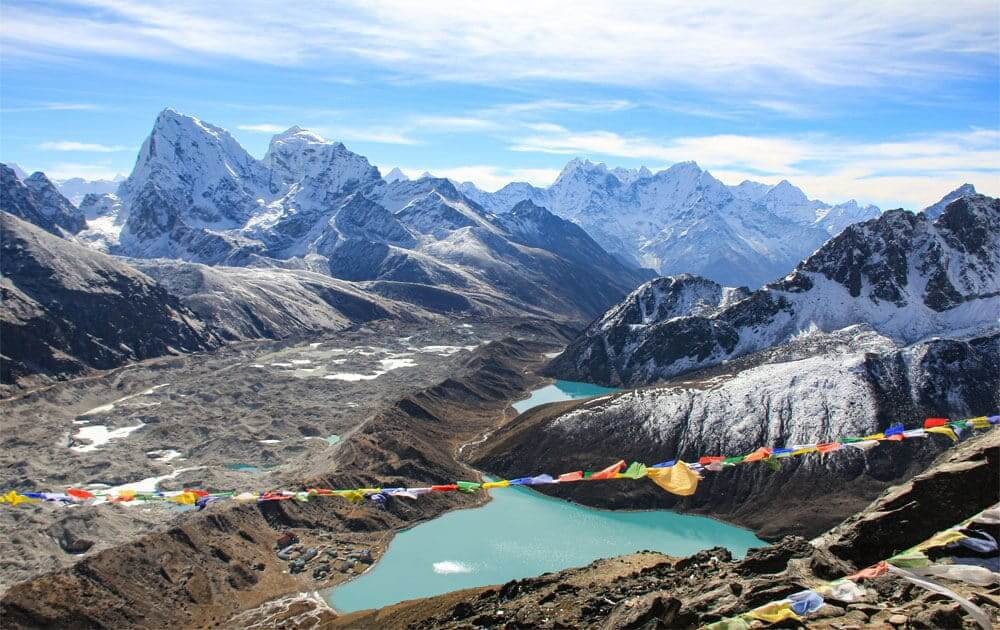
[457,159,886,288]
[547,193,1000,386]
[5,162,124,205]
[0,108,985,390]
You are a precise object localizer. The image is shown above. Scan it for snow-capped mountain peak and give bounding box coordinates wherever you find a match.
[264,125,379,197]
[383,167,409,183]
[922,183,977,219]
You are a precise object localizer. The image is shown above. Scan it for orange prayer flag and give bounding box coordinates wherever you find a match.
[588,460,625,480]
[558,471,584,482]
[848,561,889,581]
[743,447,772,463]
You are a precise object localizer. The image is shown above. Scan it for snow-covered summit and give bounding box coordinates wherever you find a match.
[383,167,409,183]
[922,183,977,219]
[462,159,882,287]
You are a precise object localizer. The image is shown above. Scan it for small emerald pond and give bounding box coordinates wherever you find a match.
[325,380,766,613]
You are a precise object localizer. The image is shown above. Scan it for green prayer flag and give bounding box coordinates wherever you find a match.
[456,481,481,493]
[619,462,648,479]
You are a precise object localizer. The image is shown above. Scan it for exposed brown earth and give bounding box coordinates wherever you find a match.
[0,330,565,628]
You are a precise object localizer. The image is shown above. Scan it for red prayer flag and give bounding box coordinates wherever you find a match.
[431,484,458,492]
[184,489,209,497]
[924,418,948,429]
[816,442,842,453]
[698,456,724,466]
[558,471,584,482]
[67,488,94,500]
[588,460,626,480]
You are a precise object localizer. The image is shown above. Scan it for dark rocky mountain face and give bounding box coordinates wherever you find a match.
[547,195,1000,387]
[0,164,85,236]
[478,328,1000,540]
[99,111,647,322]
[0,212,221,391]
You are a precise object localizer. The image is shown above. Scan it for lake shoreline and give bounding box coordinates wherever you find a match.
[323,379,764,614]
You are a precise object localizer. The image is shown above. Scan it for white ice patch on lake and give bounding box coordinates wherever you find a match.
[411,345,478,356]
[323,355,417,381]
[432,561,473,575]
[71,423,145,452]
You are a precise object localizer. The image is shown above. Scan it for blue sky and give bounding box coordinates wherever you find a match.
[1,1,997,207]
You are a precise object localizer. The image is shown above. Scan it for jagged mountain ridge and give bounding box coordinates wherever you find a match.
[0,211,221,388]
[547,194,1000,387]
[106,109,650,320]
[460,159,883,287]
[0,164,85,236]
[53,175,123,206]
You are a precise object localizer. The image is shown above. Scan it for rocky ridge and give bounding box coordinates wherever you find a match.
[546,195,1000,387]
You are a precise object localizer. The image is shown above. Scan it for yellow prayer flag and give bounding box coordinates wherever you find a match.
[968,416,989,429]
[646,461,700,496]
[168,491,198,505]
[745,601,801,624]
[914,529,967,552]
[925,426,959,442]
[0,491,35,506]
[482,480,510,489]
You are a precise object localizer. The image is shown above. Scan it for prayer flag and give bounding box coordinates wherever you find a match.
[647,461,700,496]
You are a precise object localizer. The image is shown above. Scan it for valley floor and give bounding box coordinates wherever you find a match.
[0,316,566,602]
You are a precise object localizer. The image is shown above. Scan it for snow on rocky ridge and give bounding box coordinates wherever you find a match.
[462,159,883,287]
[546,194,1000,387]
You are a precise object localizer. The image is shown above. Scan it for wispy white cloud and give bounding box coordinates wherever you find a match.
[411,115,499,131]
[509,124,1000,207]
[38,140,129,152]
[41,161,124,180]
[237,123,288,134]
[1,102,103,113]
[236,122,418,145]
[325,128,420,145]
[485,99,635,115]
[392,165,560,191]
[3,1,995,92]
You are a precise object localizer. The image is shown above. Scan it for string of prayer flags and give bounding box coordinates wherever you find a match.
[2,413,995,511]
[713,504,999,629]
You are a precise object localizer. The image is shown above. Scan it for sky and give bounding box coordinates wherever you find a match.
[0,0,998,208]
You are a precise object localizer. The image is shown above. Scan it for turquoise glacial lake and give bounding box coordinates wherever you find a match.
[512,379,619,413]
[325,380,765,613]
